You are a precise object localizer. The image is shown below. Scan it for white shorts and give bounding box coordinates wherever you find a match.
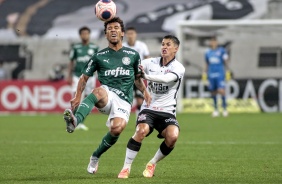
[72,75,96,96]
[98,85,131,127]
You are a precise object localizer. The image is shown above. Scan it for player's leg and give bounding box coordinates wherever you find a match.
[88,93,131,174]
[88,117,127,174]
[218,78,228,117]
[118,113,152,178]
[75,76,95,131]
[143,114,179,178]
[64,85,108,133]
[209,77,219,117]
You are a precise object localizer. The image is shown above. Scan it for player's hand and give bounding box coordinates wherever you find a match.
[225,70,231,81]
[143,90,151,107]
[201,72,207,82]
[70,97,80,111]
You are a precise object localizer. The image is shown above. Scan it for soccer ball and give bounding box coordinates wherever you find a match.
[95,0,116,21]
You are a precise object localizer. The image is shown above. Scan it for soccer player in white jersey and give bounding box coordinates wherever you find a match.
[118,35,185,178]
[123,27,150,117]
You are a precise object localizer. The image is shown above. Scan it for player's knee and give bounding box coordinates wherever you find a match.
[92,87,106,99]
[109,125,123,136]
[165,130,179,147]
[109,121,125,136]
[135,124,149,138]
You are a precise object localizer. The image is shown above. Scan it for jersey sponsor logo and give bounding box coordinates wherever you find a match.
[209,57,220,64]
[108,87,125,97]
[122,57,131,65]
[138,113,146,121]
[149,82,169,94]
[165,118,179,126]
[117,107,128,114]
[77,55,91,63]
[97,50,109,55]
[164,69,171,74]
[104,67,130,77]
[86,59,93,72]
[123,50,136,55]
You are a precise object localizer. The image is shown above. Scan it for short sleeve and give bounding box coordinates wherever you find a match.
[134,53,141,75]
[82,55,97,76]
[69,45,76,61]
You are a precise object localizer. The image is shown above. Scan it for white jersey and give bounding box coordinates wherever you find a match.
[141,57,185,115]
[123,40,149,60]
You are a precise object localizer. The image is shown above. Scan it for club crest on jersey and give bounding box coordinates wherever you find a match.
[122,57,131,65]
[88,49,94,55]
[138,114,146,121]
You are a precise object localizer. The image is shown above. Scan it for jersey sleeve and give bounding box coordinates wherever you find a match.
[205,50,209,64]
[171,63,185,82]
[134,53,141,75]
[82,55,98,76]
[222,48,229,61]
[69,45,76,61]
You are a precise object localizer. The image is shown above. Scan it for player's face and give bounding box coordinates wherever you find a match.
[80,30,90,43]
[210,38,218,49]
[161,39,178,58]
[105,22,124,45]
[126,30,137,43]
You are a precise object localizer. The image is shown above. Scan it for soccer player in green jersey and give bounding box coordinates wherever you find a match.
[68,26,99,131]
[63,17,151,174]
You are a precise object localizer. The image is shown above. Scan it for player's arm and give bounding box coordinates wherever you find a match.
[202,53,209,81]
[70,74,89,110]
[223,49,231,81]
[138,65,177,83]
[134,76,151,106]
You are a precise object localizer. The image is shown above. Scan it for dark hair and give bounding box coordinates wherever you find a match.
[125,26,136,32]
[104,17,125,34]
[163,35,180,46]
[210,35,217,41]
[79,26,91,35]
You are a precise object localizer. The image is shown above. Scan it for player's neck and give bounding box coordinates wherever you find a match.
[82,40,89,45]
[162,56,175,66]
[127,40,136,47]
[109,43,123,51]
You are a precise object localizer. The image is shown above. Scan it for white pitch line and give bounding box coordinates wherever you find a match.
[0,141,281,145]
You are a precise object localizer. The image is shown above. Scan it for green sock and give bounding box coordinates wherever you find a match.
[75,93,98,124]
[93,132,119,158]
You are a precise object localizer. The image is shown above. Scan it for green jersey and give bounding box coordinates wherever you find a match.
[69,43,99,77]
[82,46,141,105]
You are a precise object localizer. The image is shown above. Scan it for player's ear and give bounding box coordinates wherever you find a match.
[121,31,125,37]
[174,46,179,53]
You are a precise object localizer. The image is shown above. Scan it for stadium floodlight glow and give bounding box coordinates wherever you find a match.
[176,19,282,113]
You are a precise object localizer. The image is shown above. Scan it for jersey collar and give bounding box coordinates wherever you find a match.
[160,57,175,67]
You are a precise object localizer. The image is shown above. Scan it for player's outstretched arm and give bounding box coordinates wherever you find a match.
[70,74,89,110]
[138,65,177,83]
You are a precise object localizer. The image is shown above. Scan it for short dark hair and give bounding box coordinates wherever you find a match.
[163,35,180,46]
[79,26,91,35]
[210,35,217,41]
[125,26,136,32]
[104,17,125,34]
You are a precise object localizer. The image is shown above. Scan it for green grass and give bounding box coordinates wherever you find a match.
[0,113,282,184]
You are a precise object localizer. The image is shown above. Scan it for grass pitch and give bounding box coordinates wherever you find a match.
[0,113,281,184]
